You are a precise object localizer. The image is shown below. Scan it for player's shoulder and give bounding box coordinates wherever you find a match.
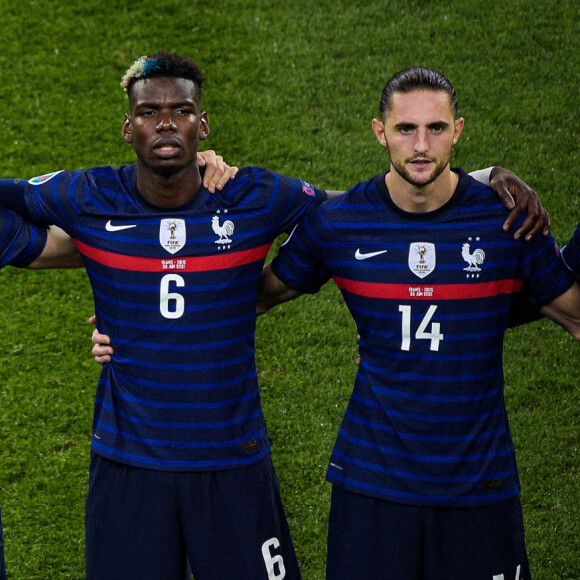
[322,173,385,210]
[462,169,499,202]
[26,165,132,188]
[220,165,320,204]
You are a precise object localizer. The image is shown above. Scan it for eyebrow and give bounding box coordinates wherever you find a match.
[135,99,197,110]
[394,121,450,130]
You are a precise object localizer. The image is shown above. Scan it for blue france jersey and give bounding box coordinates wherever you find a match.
[24,165,325,471]
[273,169,574,507]
[0,208,47,268]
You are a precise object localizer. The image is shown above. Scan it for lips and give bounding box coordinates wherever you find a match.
[408,158,433,170]
[153,138,182,159]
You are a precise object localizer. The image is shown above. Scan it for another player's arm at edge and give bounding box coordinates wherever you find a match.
[561,224,580,283]
[257,262,302,316]
[27,226,83,269]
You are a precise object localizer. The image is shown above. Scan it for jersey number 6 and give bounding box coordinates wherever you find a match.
[160,274,185,319]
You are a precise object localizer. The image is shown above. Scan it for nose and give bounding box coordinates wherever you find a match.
[157,113,177,131]
[414,128,429,153]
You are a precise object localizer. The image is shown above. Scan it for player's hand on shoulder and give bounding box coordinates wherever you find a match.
[490,167,550,241]
[88,316,114,364]
[197,150,239,193]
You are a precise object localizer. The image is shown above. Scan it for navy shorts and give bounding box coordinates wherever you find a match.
[326,485,531,580]
[85,453,300,580]
[0,507,6,580]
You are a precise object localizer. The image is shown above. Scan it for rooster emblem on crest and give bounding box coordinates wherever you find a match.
[462,239,485,275]
[212,213,235,245]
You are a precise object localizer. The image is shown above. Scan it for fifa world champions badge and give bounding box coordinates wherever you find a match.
[160,218,186,255]
[408,242,436,279]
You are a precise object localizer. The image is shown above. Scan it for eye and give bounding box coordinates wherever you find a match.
[430,124,445,133]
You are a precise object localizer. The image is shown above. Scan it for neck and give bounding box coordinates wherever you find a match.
[136,162,203,207]
[386,165,458,213]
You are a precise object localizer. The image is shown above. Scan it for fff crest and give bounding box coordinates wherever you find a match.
[159,218,186,255]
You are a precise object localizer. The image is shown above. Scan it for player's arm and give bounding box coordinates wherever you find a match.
[257,262,303,315]
[561,224,580,282]
[27,226,83,269]
[538,282,580,341]
[469,167,550,240]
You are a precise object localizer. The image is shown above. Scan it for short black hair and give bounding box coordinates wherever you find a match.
[379,67,458,119]
[121,51,206,98]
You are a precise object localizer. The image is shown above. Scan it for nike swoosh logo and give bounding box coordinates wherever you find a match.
[355,249,388,260]
[106,220,137,232]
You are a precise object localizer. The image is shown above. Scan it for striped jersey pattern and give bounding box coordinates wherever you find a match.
[0,207,47,268]
[23,165,325,471]
[272,169,574,507]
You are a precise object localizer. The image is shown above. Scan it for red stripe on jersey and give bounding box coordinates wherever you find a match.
[74,239,272,272]
[333,276,524,300]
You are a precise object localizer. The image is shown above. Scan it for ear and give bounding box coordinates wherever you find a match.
[372,118,387,147]
[122,114,132,143]
[199,112,210,141]
[452,117,465,145]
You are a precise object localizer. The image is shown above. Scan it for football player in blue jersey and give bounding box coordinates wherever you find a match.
[257,67,580,580]
[0,211,81,580]
[0,51,331,580]
[2,52,552,579]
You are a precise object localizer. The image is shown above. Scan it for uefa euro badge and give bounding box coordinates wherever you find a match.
[408,242,436,279]
[28,170,64,185]
[159,218,186,255]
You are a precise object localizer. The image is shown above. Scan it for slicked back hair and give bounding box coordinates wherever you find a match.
[379,67,458,119]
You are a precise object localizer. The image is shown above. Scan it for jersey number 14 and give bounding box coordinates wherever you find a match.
[399,305,444,351]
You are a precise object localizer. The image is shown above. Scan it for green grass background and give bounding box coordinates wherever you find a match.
[1,0,578,578]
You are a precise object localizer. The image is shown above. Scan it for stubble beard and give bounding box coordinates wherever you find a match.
[390,156,450,188]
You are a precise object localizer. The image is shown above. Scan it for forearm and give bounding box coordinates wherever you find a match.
[539,282,580,342]
[27,226,83,269]
[257,262,302,315]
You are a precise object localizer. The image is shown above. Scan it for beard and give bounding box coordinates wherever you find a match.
[388,149,451,188]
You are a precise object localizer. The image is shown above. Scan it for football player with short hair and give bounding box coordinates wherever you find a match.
[258,67,580,580]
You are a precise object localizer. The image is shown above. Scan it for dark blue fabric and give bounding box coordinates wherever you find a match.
[327,486,531,580]
[85,453,301,580]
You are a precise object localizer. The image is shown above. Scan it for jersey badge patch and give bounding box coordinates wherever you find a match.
[159,218,186,255]
[462,237,485,278]
[300,180,315,196]
[409,242,436,279]
[212,210,234,250]
[28,170,63,185]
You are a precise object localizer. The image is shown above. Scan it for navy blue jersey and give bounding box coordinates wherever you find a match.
[22,165,325,471]
[272,169,574,507]
[0,207,47,268]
